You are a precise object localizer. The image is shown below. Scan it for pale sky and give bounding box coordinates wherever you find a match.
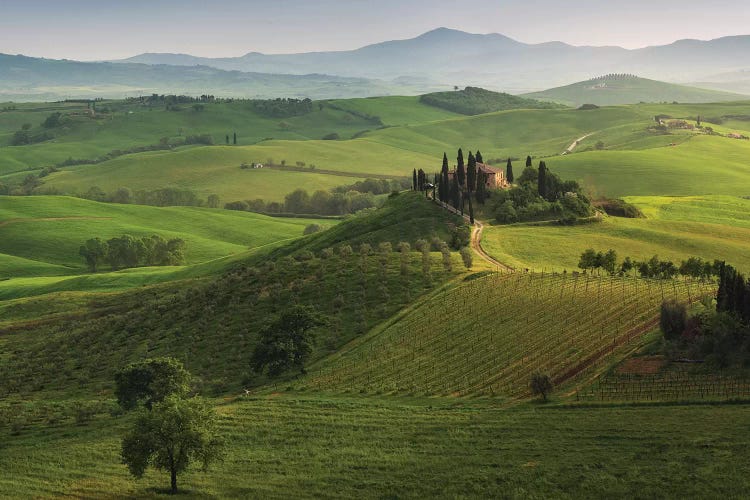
[1,0,748,60]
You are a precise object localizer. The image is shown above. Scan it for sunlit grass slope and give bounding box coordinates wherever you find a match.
[0,196,334,274]
[0,100,379,173]
[481,195,750,273]
[42,141,427,200]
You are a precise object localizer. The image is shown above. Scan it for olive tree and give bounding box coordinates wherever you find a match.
[121,395,223,494]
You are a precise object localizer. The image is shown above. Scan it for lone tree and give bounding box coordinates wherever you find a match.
[530,373,553,402]
[475,150,483,164]
[525,155,532,168]
[251,305,326,377]
[506,158,514,184]
[233,132,237,145]
[114,357,191,411]
[412,168,417,191]
[121,395,223,495]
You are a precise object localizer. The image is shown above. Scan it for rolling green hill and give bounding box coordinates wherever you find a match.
[0,99,381,174]
[0,193,469,395]
[525,75,747,107]
[420,86,565,115]
[0,196,335,274]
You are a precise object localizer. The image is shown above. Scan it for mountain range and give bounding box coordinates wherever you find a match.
[118,28,750,93]
[1,28,749,101]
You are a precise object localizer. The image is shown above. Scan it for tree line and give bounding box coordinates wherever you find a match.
[579,249,723,279]
[79,234,186,272]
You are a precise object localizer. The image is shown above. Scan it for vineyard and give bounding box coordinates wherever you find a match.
[303,271,715,398]
[579,369,750,402]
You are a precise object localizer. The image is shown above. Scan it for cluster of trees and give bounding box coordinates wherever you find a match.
[78,186,219,208]
[493,158,592,224]
[225,182,399,216]
[578,249,723,280]
[251,98,313,118]
[419,87,561,116]
[661,263,750,367]
[116,358,223,494]
[79,234,186,272]
[9,123,53,146]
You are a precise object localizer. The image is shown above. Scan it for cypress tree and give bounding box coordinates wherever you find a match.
[226,135,230,145]
[526,155,532,168]
[506,158,514,184]
[475,151,483,165]
[538,161,547,199]
[450,175,460,209]
[440,153,449,201]
[467,151,476,193]
[413,169,417,191]
[233,132,237,145]
[457,149,465,187]
[476,170,487,204]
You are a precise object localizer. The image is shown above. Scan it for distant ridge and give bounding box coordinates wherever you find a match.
[115,28,750,93]
[523,74,747,106]
[3,29,750,100]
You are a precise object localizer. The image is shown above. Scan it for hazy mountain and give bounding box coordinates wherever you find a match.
[118,28,750,93]
[0,54,424,101]
[524,75,747,107]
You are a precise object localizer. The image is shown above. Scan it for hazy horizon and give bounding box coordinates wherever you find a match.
[1,0,749,61]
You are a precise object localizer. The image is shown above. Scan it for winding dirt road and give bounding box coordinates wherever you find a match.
[471,219,513,271]
[430,197,513,271]
[563,133,594,155]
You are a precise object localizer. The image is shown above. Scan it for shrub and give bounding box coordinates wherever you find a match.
[460,247,473,269]
[303,224,323,235]
[660,300,687,341]
[530,373,553,401]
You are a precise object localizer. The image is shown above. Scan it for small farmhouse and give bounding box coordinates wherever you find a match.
[477,163,509,189]
[446,163,509,190]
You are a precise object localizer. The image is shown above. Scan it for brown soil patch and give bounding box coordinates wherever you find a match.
[616,355,667,375]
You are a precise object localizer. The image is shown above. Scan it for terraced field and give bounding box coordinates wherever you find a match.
[303,272,714,397]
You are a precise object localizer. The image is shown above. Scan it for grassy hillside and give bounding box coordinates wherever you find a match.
[525,75,747,107]
[327,95,461,125]
[548,135,750,198]
[0,99,382,174]
[481,196,750,273]
[2,394,749,498]
[420,86,565,115]
[0,193,470,395]
[0,196,335,274]
[40,140,424,201]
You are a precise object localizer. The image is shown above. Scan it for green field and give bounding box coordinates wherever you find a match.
[2,394,749,499]
[481,196,750,272]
